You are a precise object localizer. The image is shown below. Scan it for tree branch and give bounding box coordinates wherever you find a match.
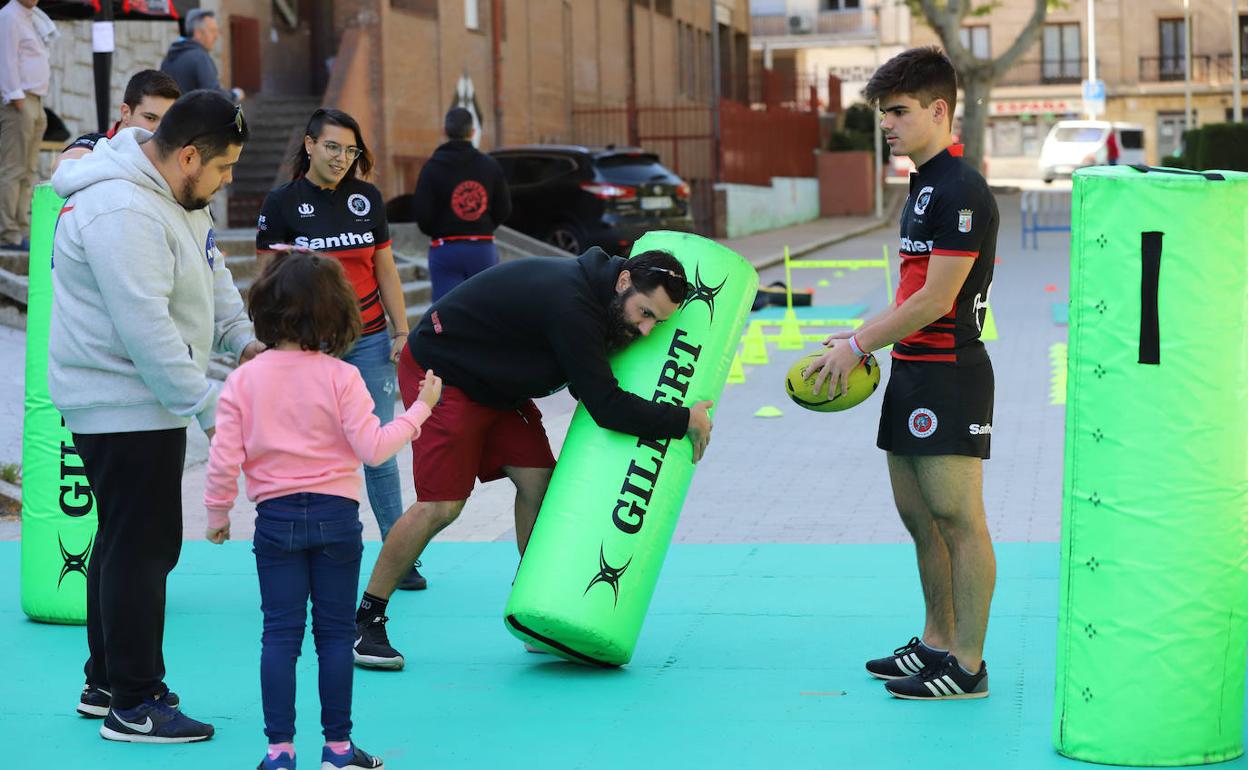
[920,0,974,70]
[990,0,1048,79]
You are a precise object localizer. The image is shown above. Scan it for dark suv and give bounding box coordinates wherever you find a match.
[490,145,694,255]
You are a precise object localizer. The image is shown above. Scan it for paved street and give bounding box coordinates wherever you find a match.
[0,190,1073,546]
[0,187,1073,546]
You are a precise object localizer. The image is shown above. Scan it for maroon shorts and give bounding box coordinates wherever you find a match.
[397,350,556,502]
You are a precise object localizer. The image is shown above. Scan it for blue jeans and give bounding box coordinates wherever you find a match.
[253,493,363,743]
[342,329,403,538]
[429,240,498,301]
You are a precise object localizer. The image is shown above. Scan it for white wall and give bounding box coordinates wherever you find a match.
[720,177,820,238]
[45,20,188,141]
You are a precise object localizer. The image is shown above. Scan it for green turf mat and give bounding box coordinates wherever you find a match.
[2,541,1245,769]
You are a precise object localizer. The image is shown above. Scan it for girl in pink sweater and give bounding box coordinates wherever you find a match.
[204,249,440,770]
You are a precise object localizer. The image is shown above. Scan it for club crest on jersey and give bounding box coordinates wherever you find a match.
[958,209,973,233]
[909,407,938,439]
[348,193,371,216]
[298,202,315,218]
[914,186,934,215]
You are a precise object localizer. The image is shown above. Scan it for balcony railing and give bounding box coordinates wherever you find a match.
[1137,55,1230,83]
[996,58,1087,87]
[1211,53,1247,82]
[751,9,875,39]
[995,53,1244,88]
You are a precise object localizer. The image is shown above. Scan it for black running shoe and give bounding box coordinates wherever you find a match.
[885,654,989,700]
[322,742,385,769]
[353,615,405,670]
[865,637,948,680]
[99,697,214,743]
[78,682,180,718]
[396,561,427,591]
[77,683,112,718]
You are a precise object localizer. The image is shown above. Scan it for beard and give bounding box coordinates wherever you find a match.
[177,171,214,211]
[605,289,643,353]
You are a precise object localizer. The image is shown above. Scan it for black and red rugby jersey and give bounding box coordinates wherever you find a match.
[63,120,121,153]
[893,144,998,365]
[256,176,392,335]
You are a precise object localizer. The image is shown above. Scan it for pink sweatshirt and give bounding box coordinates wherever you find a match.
[204,349,432,530]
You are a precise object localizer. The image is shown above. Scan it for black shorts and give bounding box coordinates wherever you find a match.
[876,358,994,459]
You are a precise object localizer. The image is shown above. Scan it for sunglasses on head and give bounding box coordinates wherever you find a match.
[185,104,245,148]
[631,264,690,298]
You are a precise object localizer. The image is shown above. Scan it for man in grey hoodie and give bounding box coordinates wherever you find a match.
[49,89,261,744]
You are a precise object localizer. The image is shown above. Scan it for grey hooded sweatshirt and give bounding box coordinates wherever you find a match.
[49,127,255,434]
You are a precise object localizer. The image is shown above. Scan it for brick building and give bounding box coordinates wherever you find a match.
[41,1,752,225]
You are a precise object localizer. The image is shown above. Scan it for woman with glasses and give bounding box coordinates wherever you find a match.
[255,108,427,592]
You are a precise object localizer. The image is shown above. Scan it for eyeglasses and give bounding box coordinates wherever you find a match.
[314,139,362,161]
[185,104,246,147]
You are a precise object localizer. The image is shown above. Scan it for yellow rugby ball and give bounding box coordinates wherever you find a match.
[785,352,881,412]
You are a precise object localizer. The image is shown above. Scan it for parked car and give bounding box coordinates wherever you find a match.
[489,144,694,255]
[1039,121,1146,182]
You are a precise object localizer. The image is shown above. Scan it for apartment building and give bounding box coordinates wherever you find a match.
[752,0,1244,173]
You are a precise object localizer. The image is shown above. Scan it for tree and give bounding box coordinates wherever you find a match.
[905,0,1061,173]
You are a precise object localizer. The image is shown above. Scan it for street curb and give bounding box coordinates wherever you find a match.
[749,190,906,271]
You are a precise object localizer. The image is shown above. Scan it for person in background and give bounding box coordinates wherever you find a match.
[0,0,53,251]
[160,9,244,103]
[412,106,511,300]
[56,69,181,170]
[256,108,425,590]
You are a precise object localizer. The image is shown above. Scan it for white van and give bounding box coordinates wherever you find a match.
[1039,121,1146,182]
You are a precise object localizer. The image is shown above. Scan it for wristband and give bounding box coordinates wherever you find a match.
[848,335,867,357]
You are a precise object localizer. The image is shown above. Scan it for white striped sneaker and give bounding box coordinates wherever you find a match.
[885,654,988,700]
[865,637,948,680]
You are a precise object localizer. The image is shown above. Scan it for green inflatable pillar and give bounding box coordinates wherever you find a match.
[1055,166,1248,764]
[20,184,94,624]
[504,231,757,666]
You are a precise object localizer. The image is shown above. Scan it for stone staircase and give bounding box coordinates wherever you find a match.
[228,95,323,228]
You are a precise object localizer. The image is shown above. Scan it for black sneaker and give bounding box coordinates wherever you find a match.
[885,654,989,700]
[353,615,404,670]
[396,561,427,591]
[865,636,948,680]
[322,742,384,769]
[99,697,214,743]
[78,682,180,718]
[77,683,112,718]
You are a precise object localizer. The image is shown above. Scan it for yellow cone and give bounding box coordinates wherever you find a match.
[741,321,768,365]
[777,309,804,350]
[754,405,783,418]
[727,351,746,384]
[981,303,999,342]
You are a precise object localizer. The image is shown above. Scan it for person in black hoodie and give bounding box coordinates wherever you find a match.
[352,247,715,670]
[412,107,511,300]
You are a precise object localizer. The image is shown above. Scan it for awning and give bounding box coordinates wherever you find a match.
[38,0,198,22]
[39,0,203,132]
